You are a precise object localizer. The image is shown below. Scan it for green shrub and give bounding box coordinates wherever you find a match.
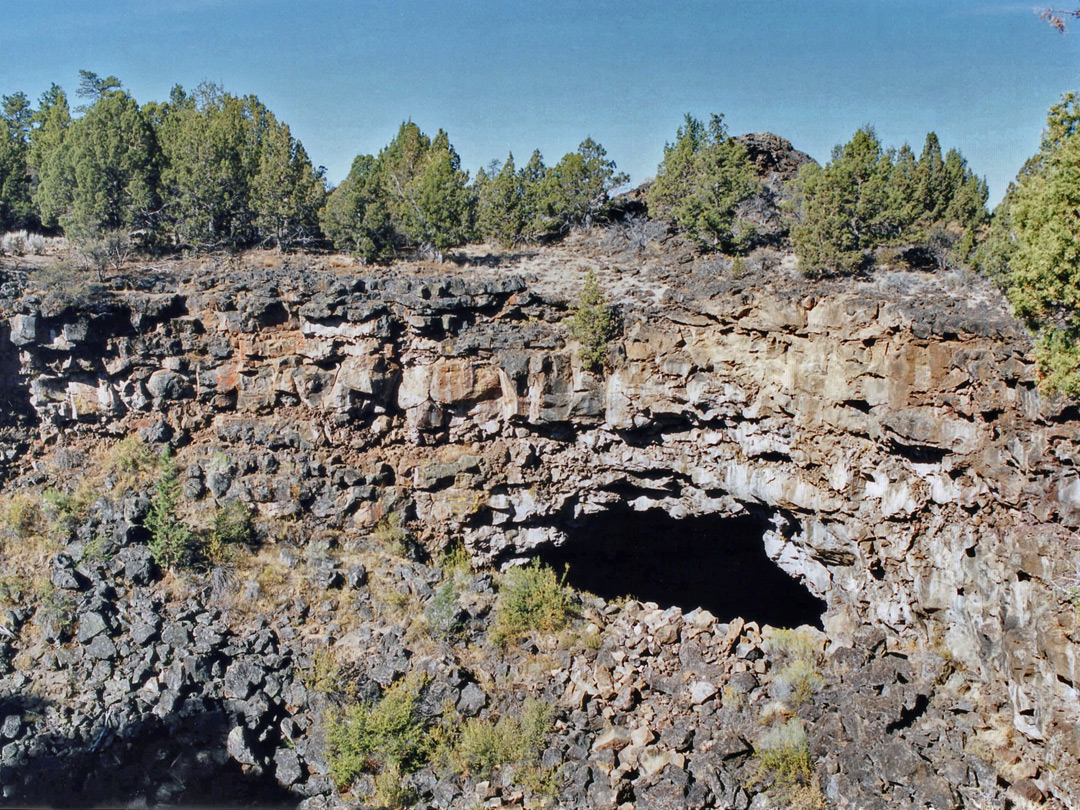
[453,699,552,778]
[751,719,816,794]
[146,448,192,570]
[565,270,619,372]
[206,499,254,563]
[326,671,431,800]
[302,648,348,697]
[765,629,825,707]
[491,560,572,646]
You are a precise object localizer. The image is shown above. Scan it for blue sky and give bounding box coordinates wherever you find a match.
[1,1,1078,204]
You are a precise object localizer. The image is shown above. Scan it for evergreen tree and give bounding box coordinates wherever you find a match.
[647,113,760,251]
[398,128,471,260]
[325,122,471,261]
[518,149,548,240]
[28,85,71,229]
[475,153,525,247]
[912,132,951,226]
[0,93,34,230]
[1006,124,1080,393]
[156,84,266,249]
[792,127,893,276]
[320,153,393,260]
[34,87,158,235]
[75,70,123,106]
[793,127,986,275]
[536,137,627,233]
[250,117,326,251]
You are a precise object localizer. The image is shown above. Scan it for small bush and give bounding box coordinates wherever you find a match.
[104,436,158,492]
[206,499,255,564]
[452,699,552,778]
[27,262,104,316]
[771,659,825,706]
[326,672,431,803]
[146,448,193,570]
[42,487,85,538]
[1,494,43,541]
[764,628,822,661]
[303,648,347,697]
[765,629,825,707]
[566,270,619,372]
[2,232,25,256]
[491,560,572,646]
[373,511,409,554]
[752,719,815,792]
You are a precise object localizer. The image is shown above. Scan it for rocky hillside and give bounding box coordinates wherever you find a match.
[0,223,1077,809]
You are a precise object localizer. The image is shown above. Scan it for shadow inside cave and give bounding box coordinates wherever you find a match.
[537,507,826,629]
[0,705,300,809]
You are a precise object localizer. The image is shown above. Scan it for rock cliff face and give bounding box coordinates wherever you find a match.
[1,232,1079,808]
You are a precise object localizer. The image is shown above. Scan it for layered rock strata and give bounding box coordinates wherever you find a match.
[0,241,1078,806]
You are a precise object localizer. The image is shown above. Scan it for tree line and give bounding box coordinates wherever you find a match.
[0,71,632,260]
[2,72,1077,395]
[0,70,990,272]
[1,72,327,252]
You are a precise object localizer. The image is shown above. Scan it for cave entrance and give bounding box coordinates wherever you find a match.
[538,507,825,629]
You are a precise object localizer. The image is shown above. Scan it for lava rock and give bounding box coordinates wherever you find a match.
[456,682,487,717]
[274,748,303,786]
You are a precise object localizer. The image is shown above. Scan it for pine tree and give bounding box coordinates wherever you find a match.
[1007,130,1080,393]
[28,85,72,230]
[0,93,33,230]
[325,122,471,261]
[35,87,159,236]
[399,129,471,260]
[321,153,393,261]
[475,153,526,247]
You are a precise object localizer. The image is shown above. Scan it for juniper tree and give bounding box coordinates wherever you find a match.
[648,113,760,251]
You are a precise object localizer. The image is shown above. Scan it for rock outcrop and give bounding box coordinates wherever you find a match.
[0,232,1078,807]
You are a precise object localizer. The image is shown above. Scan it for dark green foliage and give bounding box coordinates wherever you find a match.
[157,83,324,251]
[491,560,572,645]
[791,127,894,276]
[972,92,1080,395]
[534,137,627,233]
[75,70,122,105]
[320,153,392,259]
[648,113,761,251]
[473,148,551,246]
[250,119,326,250]
[146,448,192,570]
[323,122,470,261]
[565,270,620,372]
[1004,118,1080,394]
[326,672,432,796]
[474,154,524,247]
[34,88,159,235]
[791,127,987,277]
[0,92,34,230]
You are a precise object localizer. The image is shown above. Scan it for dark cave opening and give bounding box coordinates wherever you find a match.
[538,507,826,629]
